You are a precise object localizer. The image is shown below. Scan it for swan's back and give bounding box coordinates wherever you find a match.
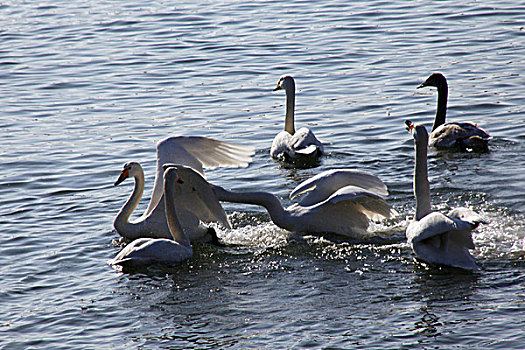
[430,122,491,151]
[407,212,478,270]
[270,128,323,161]
[109,238,192,269]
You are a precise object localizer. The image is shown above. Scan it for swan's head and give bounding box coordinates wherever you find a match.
[273,75,295,92]
[405,120,429,145]
[417,72,447,89]
[114,162,142,186]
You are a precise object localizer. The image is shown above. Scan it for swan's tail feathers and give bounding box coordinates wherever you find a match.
[290,169,389,206]
[460,135,491,152]
[108,257,132,267]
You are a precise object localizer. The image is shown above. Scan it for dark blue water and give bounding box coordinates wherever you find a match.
[1,1,524,349]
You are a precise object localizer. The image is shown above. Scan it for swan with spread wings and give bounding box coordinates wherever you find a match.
[172,165,396,239]
[113,136,254,241]
[109,165,227,269]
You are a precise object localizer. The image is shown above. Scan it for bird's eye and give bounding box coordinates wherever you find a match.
[177,179,184,184]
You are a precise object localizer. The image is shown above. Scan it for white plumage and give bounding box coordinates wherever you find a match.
[270,75,324,162]
[212,168,395,238]
[110,166,225,269]
[405,120,487,270]
[113,136,253,241]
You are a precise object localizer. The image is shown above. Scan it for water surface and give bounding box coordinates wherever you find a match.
[1,1,524,349]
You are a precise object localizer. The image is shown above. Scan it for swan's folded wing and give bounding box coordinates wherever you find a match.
[146,136,254,217]
[290,128,324,154]
[430,122,491,148]
[173,165,231,229]
[290,169,389,206]
[407,212,473,244]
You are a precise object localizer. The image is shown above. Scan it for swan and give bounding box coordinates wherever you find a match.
[114,161,231,242]
[114,136,253,241]
[417,72,491,152]
[109,165,225,269]
[405,120,487,270]
[270,75,324,162]
[211,168,396,238]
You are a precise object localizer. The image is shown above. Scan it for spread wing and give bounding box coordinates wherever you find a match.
[290,169,389,206]
[170,165,231,229]
[145,136,254,216]
[325,185,396,220]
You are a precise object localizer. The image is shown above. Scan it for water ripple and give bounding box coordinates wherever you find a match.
[0,0,524,349]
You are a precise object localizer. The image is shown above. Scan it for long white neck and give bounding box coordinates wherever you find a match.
[213,185,295,231]
[164,171,191,247]
[284,86,295,134]
[414,129,432,220]
[114,170,145,239]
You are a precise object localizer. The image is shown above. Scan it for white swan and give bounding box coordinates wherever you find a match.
[114,161,231,242]
[405,120,487,270]
[110,165,225,269]
[212,168,396,238]
[270,75,324,162]
[114,136,253,241]
[417,72,491,151]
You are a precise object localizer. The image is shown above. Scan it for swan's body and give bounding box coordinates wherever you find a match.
[270,75,324,162]
[405,120,486,270]
[213,168,395,238]
[418,72,491,152]
[113,162,231,243]
[110,166,217,268]
[113,137,253,241]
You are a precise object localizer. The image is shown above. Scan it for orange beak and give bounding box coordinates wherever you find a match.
[114,167,130,186]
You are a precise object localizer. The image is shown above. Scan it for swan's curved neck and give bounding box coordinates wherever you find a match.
[414,136,432,220]
[213,185,293,231]
[432,82,448,131]
[164,177,191,247]
[114,171,145,238]
[284,87,295,135]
